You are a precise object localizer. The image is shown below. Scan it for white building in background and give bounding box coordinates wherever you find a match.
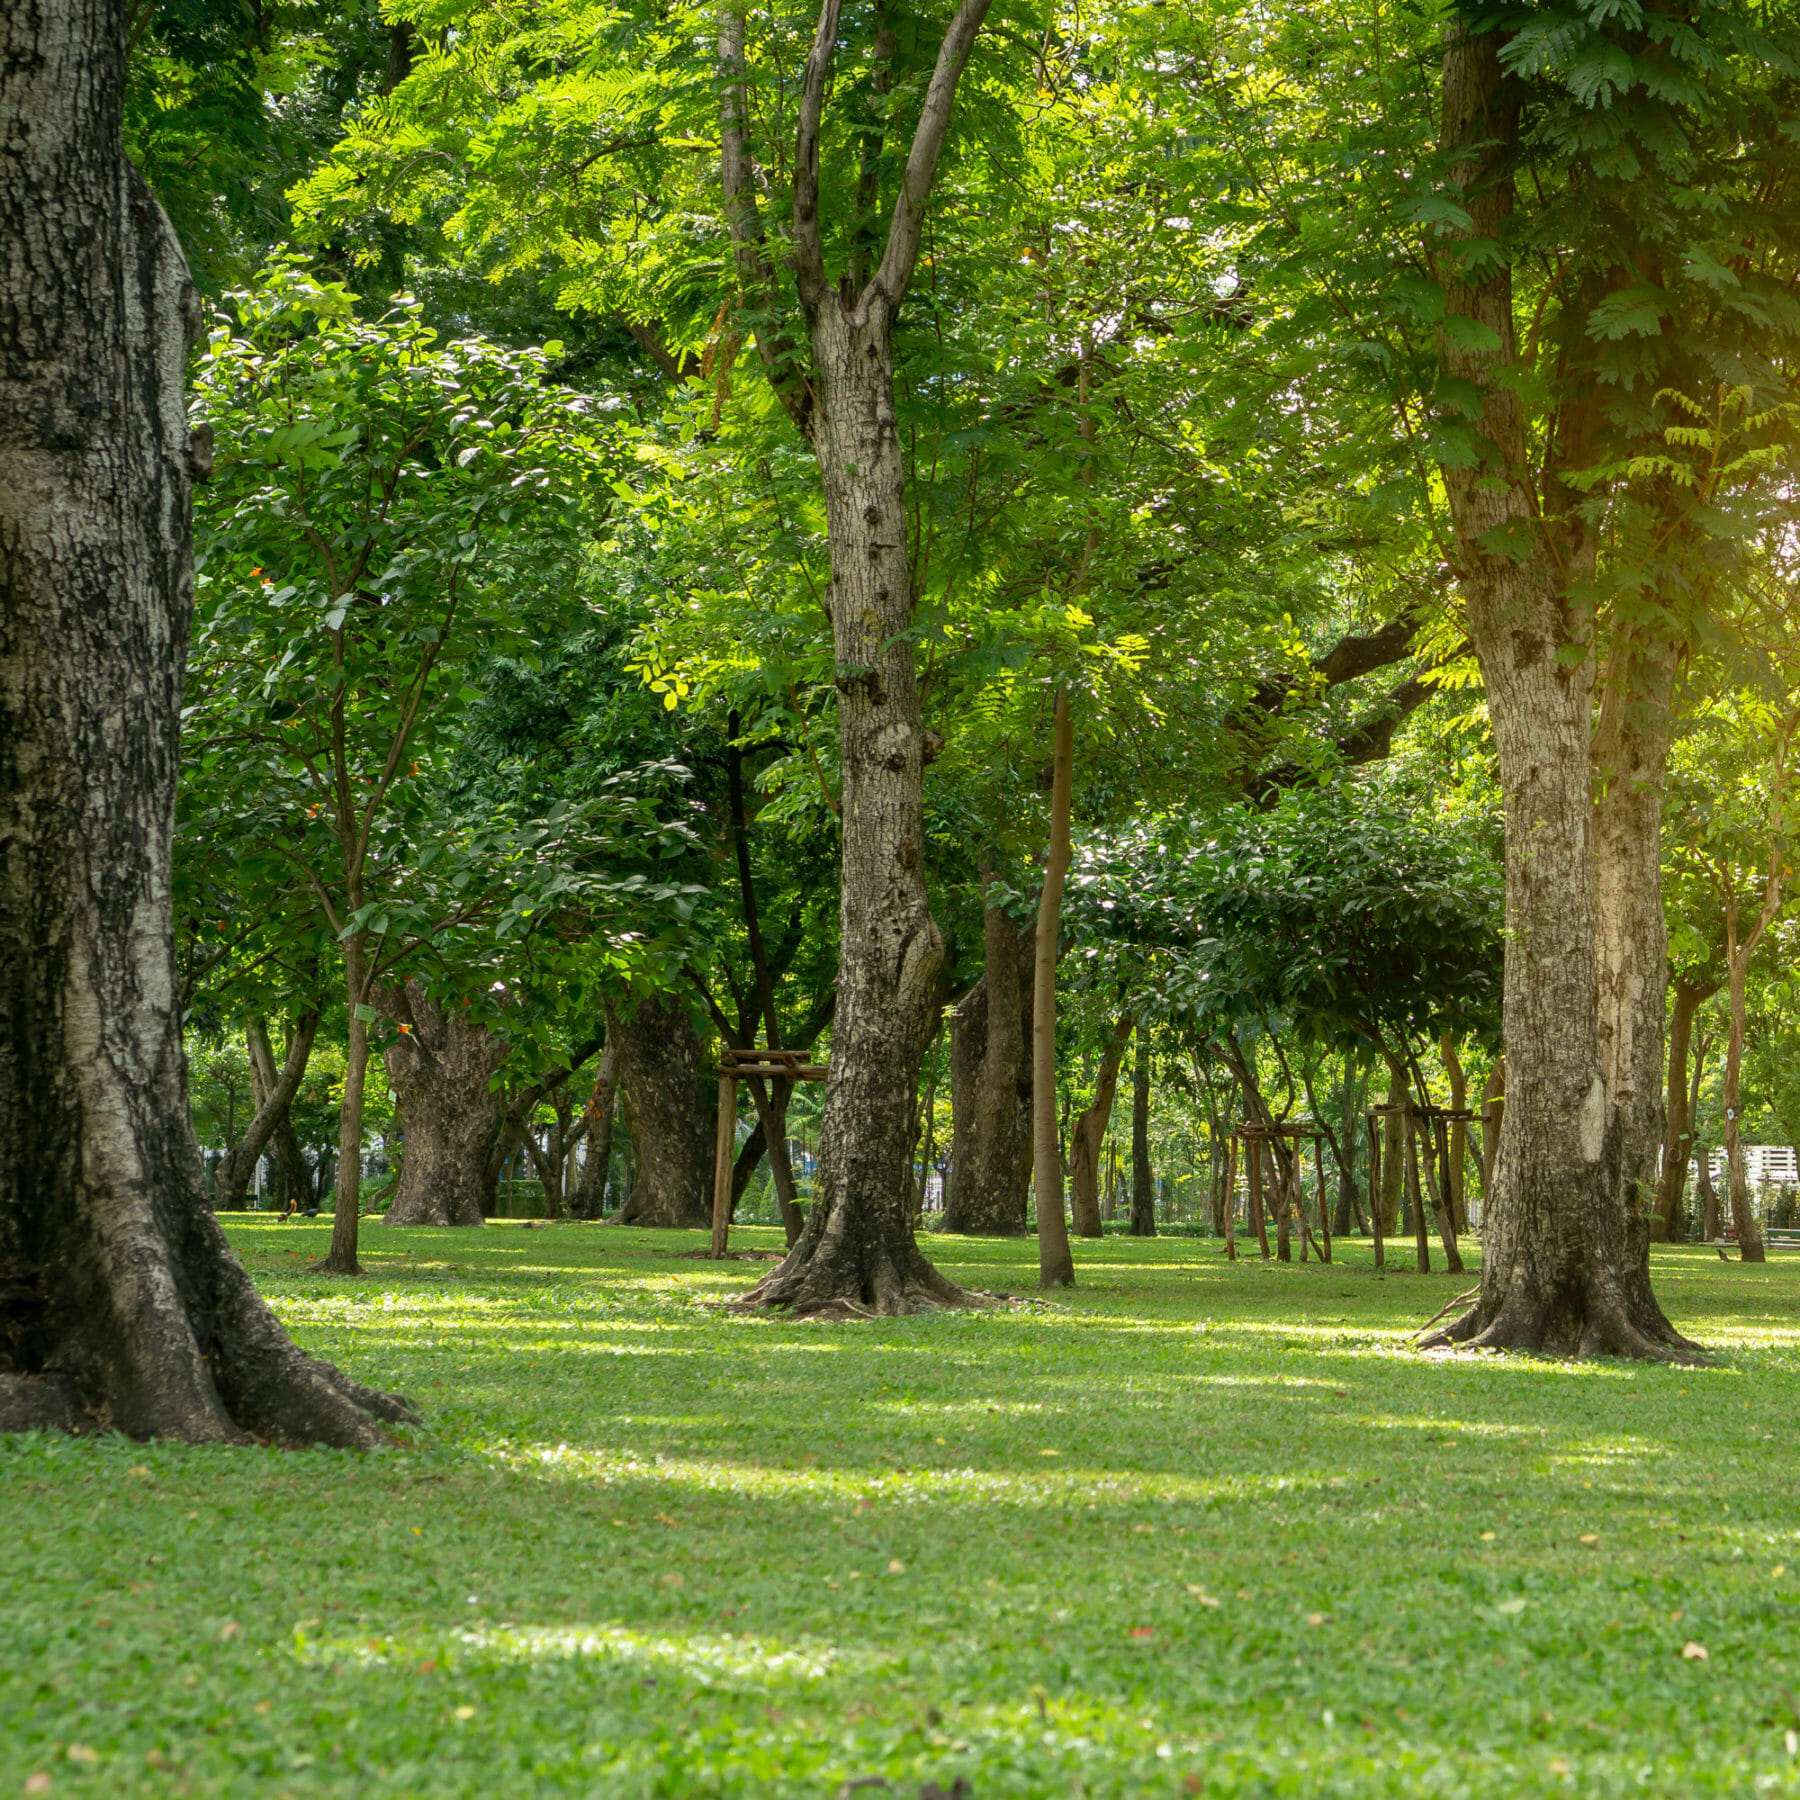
[1694,1145,1799,1189]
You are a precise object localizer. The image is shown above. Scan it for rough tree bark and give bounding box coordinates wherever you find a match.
[944,886,1034,1234]
[1651,977,1718,1241]
[1424,25,1695,1358]
[1129,1031,1156,1238]
[214,1014,318,1212]
[731,0,995,1312]
[0,0,412,1441]
[1032,689,1077,1288]
[1069,1018,1133,1238]
[377,982,506,1228]
[608,993,713,1229]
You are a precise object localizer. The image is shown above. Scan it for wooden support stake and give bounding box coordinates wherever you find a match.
[710,1071,736,1257]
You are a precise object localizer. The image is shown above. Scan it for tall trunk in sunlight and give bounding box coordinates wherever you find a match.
[1033,690,1077,1289]
[1069,1018,1133,1238]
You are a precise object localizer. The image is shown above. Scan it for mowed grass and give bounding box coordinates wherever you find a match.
[5,1226,1800,1799]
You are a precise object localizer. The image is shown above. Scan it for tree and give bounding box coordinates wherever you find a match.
[188,266,649,1271]
[0,0,409,1442]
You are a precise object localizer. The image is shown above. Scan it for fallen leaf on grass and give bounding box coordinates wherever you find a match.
[1130,1627,1155,1639]
[1579,1534,1599,1546]
[1184,1585,1220,1608]
[1480,1531,1497,1542]
[659,1573,685,1588]
[65,1747,99,1765]
[24,1776,51,1796]
[1681,1641,1709,1661]
[1305,1612,1327,1627]
[887,1559,906,1575]
[453,1705,476,1720]
[1496,1597,1528,1617]
[1038,1448,1061,1457]
[653,1513,678,1527]
[218,1620,242,1640]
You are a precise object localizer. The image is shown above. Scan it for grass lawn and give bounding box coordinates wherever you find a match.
[5,1224,1800,1798]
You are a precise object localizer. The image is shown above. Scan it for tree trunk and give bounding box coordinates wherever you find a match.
[1651,979,1717,1242]
[1033,689,1077,1288]
[317,934,373,1273]
[1129,1031,1156,1237]
[570,1036,621,1220]
[0,0,411,1441]
[1424,24,1693,1359]
[1069,1018,1133,1238]
[214,1014,318,1212]
[1478,1056,1505,1201]
[1723,912,1768,1262]
[1378,1070,1406,1239]
[734,0,990,1315]
[943,887,1033,1233]
[609,993,714,1229]
[372,982,507,1228]
[1699,1140,1722,1241]
[1440,1034,1470,1233]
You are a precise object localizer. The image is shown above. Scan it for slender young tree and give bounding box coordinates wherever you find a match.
[0,0,410,1441]
[1031,689,1077,1288]
[735,0,998,1313]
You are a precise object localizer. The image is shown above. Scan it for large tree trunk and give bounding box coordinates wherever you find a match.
[742,296,961,1311]
[0,0,411,1442]
[943,888,1034,1233]
[570,1036,620,1220]
[1069,1019,1133,1238]
[1425,23,1693,1359]
[214,1014,318,1212]
[1651,978,1717,1241]
[609,993,713,1229]
[316,934,373,1273]
[377,982,505,1228]
[1129,1032,1156,1237]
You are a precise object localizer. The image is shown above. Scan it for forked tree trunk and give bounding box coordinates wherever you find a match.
[1129,1033,1156,1237]
[214,1014,319,1212]
[0,0,412,1442]
[1069,1018,1133,1238]
[609,993,713,1229]
[1425,26,1694,1359]
[730,0,991,1315]
[1651,978,1717,1241]
[377,982,506,1228]
[943,891,1033,1233]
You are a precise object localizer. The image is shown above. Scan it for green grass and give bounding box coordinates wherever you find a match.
[5,1224,1800,1799]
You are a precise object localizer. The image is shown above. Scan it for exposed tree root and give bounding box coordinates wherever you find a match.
[1421,1269,1708,1365]
[732,1210,995,1318]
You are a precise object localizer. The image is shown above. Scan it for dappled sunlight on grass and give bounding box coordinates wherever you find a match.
[9,1220,1800,1797]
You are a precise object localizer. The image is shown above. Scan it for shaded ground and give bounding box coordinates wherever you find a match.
[4,1225,1799,1797]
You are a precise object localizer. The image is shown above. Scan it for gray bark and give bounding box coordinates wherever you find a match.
[944,892,1034,1234]
[570,1036,620,1219]
[609,992,712,1229]
[0,0,411,1442]
[378,981,505,1228]
[1424,27,1694,1357]
[734,0,993,1313]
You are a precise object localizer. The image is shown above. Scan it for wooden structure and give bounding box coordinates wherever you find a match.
[1364,1101,1472,1273]
[711,1046,827,1256]
[1232,1120,1331,1263]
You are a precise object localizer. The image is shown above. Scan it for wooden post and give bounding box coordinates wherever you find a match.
[710,1071,736,1257]
[1405,1105,1432,1273]
[1224,1130,1238,1261]
[1317,1131,1332,1263]
[1367,1113,1384,1271]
